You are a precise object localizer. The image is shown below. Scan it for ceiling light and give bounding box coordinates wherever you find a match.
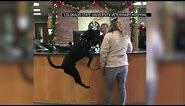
[143,2,147,5]
[33,9,40,12]
[33,13,41,15]
[33,3,39,6]
[133,2,142,6]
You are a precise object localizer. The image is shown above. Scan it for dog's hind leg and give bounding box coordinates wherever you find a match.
[87,53,93,67]
[63,65,90,89]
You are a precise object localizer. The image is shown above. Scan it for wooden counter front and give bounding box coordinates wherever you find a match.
[33,54,146,104]
[0,63,33,104]
[155,60,185,105]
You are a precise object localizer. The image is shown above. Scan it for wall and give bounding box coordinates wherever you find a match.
[78,9,110,31]
[155,60,185,105]
[56,6,78,44]
[33,16,48,23]
[137,7,146,24]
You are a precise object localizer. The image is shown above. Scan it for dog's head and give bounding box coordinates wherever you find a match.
[81,29,100,46]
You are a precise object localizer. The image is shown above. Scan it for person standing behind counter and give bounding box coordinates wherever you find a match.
[100,17,133,105]
[100,23,109,44]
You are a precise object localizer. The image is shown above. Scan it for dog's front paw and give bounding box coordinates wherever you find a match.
[79,83,90,89]
[87,63,91,67]
[84,85,90,89]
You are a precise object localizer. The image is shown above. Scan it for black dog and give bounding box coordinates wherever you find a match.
[47,29,100,89]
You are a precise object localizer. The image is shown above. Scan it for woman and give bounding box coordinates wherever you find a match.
[100,17,133,105]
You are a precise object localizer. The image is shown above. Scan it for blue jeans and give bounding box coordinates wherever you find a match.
[147,80,158,105]
[104,66,128,105]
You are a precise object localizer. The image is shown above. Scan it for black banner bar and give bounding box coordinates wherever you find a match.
[62,13,152,17]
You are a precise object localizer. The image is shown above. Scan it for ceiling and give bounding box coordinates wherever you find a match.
[32,1,51,17]
[0,1,146,17]
[0,1,50,17]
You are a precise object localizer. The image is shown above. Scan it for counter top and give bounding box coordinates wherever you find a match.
[34,50,146,55]
[159,53,185,62]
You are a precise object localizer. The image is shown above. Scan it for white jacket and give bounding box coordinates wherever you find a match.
[100,30,133,68]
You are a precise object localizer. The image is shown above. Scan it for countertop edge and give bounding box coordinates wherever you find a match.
[34,51,146,55]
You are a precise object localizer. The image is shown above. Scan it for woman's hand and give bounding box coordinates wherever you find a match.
[101,67,105,76]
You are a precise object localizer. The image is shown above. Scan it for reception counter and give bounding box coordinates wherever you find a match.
[0,51,184,104]
[33,51,146,105]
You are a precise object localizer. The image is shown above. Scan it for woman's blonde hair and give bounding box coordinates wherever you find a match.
[107,17,123,36]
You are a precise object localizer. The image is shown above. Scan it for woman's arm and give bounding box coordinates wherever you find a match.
[126,37,133,53]
[100,35,110,69]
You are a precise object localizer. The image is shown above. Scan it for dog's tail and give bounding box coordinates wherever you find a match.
[47,56,63,68]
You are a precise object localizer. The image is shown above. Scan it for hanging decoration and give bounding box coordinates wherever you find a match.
[55,0,63,7]
[93,0,103,7]
[47,1,61,50]
[129,2,137,40]
[63,1,93,10]
[128,1,134,10]
[100,1,129,13]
